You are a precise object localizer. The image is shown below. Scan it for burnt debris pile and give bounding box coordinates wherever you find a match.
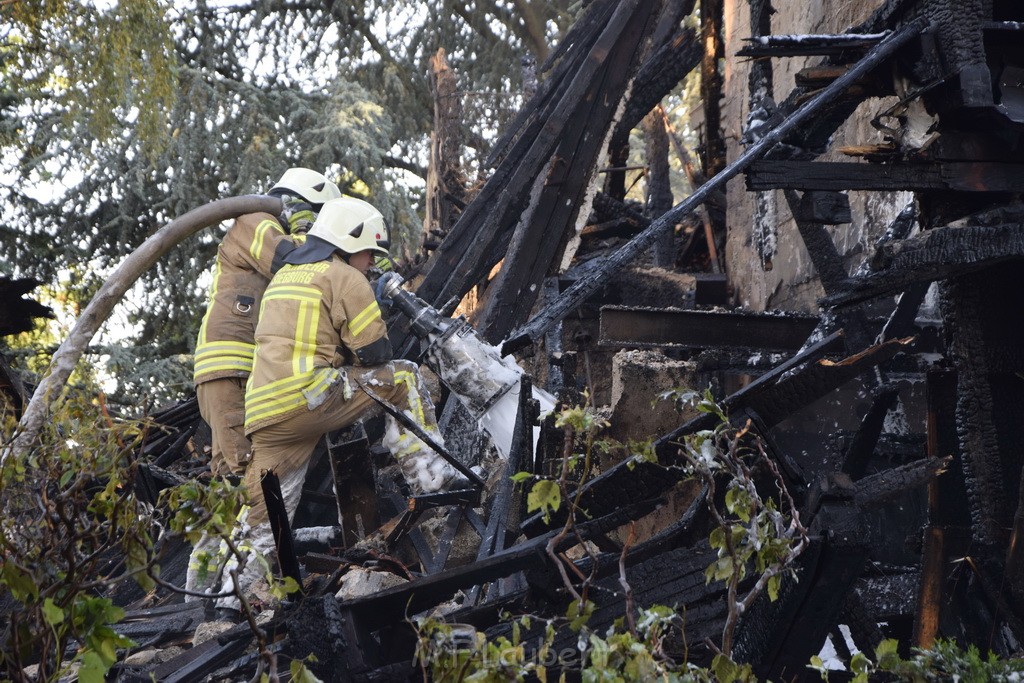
[6,0,1024,679]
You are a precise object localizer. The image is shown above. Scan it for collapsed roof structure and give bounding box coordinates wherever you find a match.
[6,0,1024,679]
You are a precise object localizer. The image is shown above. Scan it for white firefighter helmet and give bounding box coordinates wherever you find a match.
[269,167,342,206]
[308,196,390,256]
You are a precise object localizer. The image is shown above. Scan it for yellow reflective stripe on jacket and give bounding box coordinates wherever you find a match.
[247,371,318,402]
[196,259,224,346]
[195,357,254,376]
[245,368,334,423]
[349,301,382,337]
[194,340,256,379]
[260,284,323,377]
[294,297,320,375]
[195,340,256,359]
[250,219,285,262]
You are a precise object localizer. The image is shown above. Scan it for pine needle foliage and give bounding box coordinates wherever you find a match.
[2,1,576,407]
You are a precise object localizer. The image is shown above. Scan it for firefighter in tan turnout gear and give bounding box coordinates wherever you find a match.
[217,196,467,611]
[193,167,342,476]
[186,168,341,600]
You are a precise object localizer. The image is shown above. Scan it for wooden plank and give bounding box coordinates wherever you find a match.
[747,160,1024,191]
[841,384,900,479]
[784,189,847,294]
[738,32,886,57]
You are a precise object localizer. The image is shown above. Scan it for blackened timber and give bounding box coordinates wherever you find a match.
[262,470,304,593]
[514,542,729,669]
[748,160,1024,192]
[614,26,701,141]
[598,306,820,352]
[477,0,661,342]
[822,223,1024,308]
[340,499,659,631]
[841,384,900,479]
[784,189,847,294]
[486,0,617,168]
[853,455,952,508]
[504,19,927,353]
[151,621,254,683]
[659,335,912,446]
[738,32,886,57]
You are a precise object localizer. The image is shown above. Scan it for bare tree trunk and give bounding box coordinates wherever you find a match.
[422,48,466,258]
[9,195,282,460]
[642,110,675,267]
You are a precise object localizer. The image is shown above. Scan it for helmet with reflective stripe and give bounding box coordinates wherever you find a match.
[269,168,342,207]
[308,196,390,256]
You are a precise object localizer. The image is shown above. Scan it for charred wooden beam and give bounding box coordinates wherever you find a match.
[797,190,852,225]
[783,189,847,295]
[853,455,952,508]
[736,516,866,681]
[598,306,820,352]
[616,24,700,138]
[504,20,927,353]
[747,160,1024,192]
[940,267,1019,546]
[326,424,373,549]
[476,0,662,342]
[465,377,535,601]
[515,542,729,670]
[822,223,1024,308]
[738,32,887,57]
[149,621,254,683]
[841,384,900,479]
[262,470,304,593]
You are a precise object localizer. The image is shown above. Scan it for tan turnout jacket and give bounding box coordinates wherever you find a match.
[244,255,387,433]
[194,212,302,385]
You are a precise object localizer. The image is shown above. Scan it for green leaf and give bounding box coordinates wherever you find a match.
[509,471,532,484]
[874,638,901,669]
[290,660,324,683]
[566,599,594,633]
[527,479,562,522]
[42,598,65,627]
[711,654,741,682]
[78,651,107,683]
[808,655,829,679]
[1,565,39,602]
[850,652,871,676]
[270,575,301,599]
[767,574,781,601]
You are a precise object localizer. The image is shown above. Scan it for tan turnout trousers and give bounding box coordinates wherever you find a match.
[195,377,250,476]
[217,359,449,609]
